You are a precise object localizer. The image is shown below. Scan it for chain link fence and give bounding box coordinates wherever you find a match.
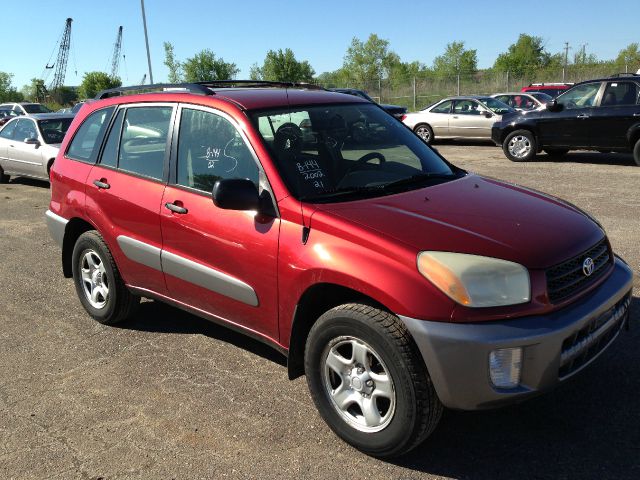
[321,64,637,111]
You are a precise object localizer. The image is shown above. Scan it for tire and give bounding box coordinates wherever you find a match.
[544,148,569,157]
[72,231,140,325]
[503,129,537,162]
[304,303,442,458]
[414,124,434,144]
[0,165,9,183]
[633,139,640,167]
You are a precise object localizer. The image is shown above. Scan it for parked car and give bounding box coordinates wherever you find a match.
[521,83,573,98]
[0,102,52,116]
[329,88,407,119]
[491,92,553,111]
[0,113,74,182]
[46,82,633,458]
[0,107,17,126]
[492,74,640,164]
[401,95,515,144]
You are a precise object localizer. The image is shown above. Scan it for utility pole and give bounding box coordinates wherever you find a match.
[562,41,570,82]
[141,0,154,84]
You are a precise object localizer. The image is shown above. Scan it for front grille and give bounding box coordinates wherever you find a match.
[546,238,612,303]
[559,294,631,378]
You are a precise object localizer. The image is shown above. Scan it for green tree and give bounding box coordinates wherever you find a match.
[0,72,24,102]
[21,78,47,102]
[250,48,315,82]
[493,34,560,77]
[182,49,239,82]
[163,42,183,83]
[433,42,477,77]
[78,72,121,99]
[615,43,640,71]
[343,34,400,84]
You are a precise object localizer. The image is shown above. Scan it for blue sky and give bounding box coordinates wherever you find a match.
[2,0,639,89]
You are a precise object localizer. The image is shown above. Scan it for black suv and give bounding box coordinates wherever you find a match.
[492,74,640,165]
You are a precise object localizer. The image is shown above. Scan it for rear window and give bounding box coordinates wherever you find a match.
[66,107,115,162]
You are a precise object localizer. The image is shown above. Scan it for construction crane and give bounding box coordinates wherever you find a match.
[110,26,123,79]
[47,18,73,91]
[139,73,147,85]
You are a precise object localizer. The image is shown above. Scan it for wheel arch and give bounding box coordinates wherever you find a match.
[62,218,96,278]
[500,124,537,145]
[287,282,390,380]
[628,123,640,148]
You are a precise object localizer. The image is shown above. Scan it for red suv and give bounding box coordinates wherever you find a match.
[521,82,573,98]
[46,81,633,458]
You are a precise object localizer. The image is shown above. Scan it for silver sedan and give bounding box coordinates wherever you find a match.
[0,113,73,182]
[402,96,515,144]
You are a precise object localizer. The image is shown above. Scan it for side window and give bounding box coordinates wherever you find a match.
[430,100,452,114]
[601,82,639,107]
[99,109,125,168]
[558,83,601,109]
[453,100,481,115]
[13,119,38,142]
[0,119,17,139]
[118,106,172,180]
[67,107,115,162]
[176,108,259,192]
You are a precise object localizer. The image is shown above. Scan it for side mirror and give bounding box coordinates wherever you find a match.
[546,99,562,112]
[212,178,260,211]
[24,137,40,146]
[484,112,494,118]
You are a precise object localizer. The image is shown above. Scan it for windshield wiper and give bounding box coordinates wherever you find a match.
[299,185,382,202]
[380,172,458,191]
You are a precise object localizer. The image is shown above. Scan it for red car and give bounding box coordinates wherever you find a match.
[521,82,573,98]
[46,81,633,458]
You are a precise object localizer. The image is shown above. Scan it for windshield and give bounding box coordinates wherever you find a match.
[24,104,52,114]
[479,98,515,114]
[530,92,553,103]
[37,118,73,144]
[250,103,461,202]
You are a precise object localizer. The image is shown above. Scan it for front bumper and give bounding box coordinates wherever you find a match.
[399,257,633,410]
[490,126,503,146]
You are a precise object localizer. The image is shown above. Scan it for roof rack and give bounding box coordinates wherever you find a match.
[95,83,213,99]
[528,82,574,87]
[95,80,325,99]
[609,72,640,78]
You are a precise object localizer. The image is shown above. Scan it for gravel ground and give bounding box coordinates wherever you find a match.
[0,145,638,480]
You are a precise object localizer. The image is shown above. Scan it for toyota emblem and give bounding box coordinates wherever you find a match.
[582,257,595,276]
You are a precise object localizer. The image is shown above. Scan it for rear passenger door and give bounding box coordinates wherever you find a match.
[86,104,175,295]
[160,105,280,338]
[589,80,640,149]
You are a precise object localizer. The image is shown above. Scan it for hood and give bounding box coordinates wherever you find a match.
[316,174,604,269]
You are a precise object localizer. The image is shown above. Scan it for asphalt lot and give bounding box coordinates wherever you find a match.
[0,144,638,480]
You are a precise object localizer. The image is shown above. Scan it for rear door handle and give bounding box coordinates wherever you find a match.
[165,202,188,214]
[93,179,110,189]
[576,114,590,119]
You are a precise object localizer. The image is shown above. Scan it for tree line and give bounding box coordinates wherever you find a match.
[1,33,638,107]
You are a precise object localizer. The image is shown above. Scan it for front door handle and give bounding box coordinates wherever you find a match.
[633,113,640,117]
[93,179,110,189]
[576,114,590,119]
[165,202,188,214]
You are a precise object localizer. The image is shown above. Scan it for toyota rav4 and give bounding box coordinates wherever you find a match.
[46,81,633,458]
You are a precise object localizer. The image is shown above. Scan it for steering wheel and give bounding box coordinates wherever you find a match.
[356,152,386,165]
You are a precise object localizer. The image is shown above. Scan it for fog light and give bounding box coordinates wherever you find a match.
[489,348,522,389]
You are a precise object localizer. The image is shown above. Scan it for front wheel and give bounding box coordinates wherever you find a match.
[503,130,537,162]
[304,304,442,458]
[72,231,140,325]
[0,165,9,183]
[633,138,640,167]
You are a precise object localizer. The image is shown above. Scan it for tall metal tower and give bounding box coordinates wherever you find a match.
[110,26,123,79]
[48,18,73,90]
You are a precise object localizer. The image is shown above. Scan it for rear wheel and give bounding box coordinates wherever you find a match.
[304,303,442,458]
[72,231,140,325]
[633,139,640,167]
[503,130,537,162]
[414,124,434,144]
[0,165,9,183]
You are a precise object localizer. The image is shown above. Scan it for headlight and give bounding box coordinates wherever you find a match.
[417,251,530,308]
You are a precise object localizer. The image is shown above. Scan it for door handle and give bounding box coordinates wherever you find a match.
[165,202,188,214]
[576,114,590,119]
[93,179,110,189]
[633,113,640,117]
